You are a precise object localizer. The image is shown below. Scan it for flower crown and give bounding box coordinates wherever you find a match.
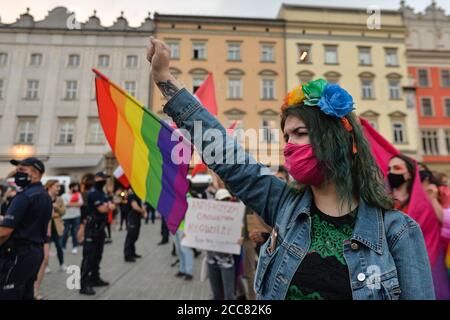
[282,79,357,154]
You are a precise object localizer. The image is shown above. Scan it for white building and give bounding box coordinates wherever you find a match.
[0,7,154,181]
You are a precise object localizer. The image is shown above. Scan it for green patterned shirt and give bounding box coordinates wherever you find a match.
[285,202,357,300]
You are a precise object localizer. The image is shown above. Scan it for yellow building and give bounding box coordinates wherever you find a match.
[153,14,286,166]
[278,4,418,157]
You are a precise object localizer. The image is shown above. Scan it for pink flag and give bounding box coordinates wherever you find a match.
[360,118,441,266]
[114,166,130,189]
[226,120,239,135]
[194,73,218,116]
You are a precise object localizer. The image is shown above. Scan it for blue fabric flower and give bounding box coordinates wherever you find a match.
[318,84,355,118]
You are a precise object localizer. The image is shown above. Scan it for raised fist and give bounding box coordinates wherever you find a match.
[147,36,171,81]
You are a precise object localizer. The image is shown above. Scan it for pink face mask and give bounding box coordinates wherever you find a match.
[283,143,326,186]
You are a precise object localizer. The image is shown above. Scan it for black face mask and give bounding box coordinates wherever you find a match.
[95,180,106,190]
[388,173,406,189]
[15,172,32,188]
[419,170,431,183]
[58,185,65,197]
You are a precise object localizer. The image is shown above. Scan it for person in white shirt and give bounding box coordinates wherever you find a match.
[61,182,83,254]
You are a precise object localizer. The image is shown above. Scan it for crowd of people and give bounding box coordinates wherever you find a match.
[0,142,449,301]
[0,166,157,299]
[145,36,450,300]
[1,36,450,301]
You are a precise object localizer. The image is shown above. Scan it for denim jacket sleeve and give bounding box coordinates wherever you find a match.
[163,88,292,227]
[387,214,436,300]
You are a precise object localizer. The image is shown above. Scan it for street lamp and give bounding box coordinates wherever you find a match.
[11,144,34,159]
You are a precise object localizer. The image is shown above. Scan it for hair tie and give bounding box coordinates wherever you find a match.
[341,117,357,155]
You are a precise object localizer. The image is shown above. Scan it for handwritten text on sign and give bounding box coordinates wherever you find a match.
[181,198,245,255]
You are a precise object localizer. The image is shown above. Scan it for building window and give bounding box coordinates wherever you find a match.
[418,69,429,87]
[87,119,105,145]
[421,98,433,116]
[406,92,416,110]
[261,79,275,100]
[261,119,277,144]
[446,130,450,154]
[0,52,7,65]
[261,44,275,62]
[25,80,39,100]
[228,79,242,99]
[65,81,78,100]
[0,79,4,99]
[192,78,204,93]
[124,81,137,97]
[169,68,181,80]
[445,98,450,117]
[324,72,341,84]
[68,54,80,67]
[358,47,372,65]
[297,44,312,63]
[324,45,338,64]
[389,80,401,100]
[385,48,398,66]
[441,70,450,88]
[167,42,180,59]
[98,55,110,67]
[361,79,374,99]
[30,53,43,66]
[192,43,206,60]
[57,120,75,145]
[126,55,138,68]
[421,130,439,155]
[16,119,35,145]
[227,43,241,61]
[298,71,314,84]
[393,123,405,144]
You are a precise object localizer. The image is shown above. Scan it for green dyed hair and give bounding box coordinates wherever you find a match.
[281,104,393,212]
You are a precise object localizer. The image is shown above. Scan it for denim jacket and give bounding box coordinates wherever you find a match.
[164,88,435,300]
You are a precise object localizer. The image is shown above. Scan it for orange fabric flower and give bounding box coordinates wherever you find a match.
[281,85,306,112]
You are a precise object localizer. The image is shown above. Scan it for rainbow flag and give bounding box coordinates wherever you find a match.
[93,69,191,234]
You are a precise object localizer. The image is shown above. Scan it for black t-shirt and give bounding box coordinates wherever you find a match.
[1,196,15,216]
[1,182,52,244]
[87,187,109,222]
[80,191,89,222]
[285,202,357,300]
[127,193,142,218]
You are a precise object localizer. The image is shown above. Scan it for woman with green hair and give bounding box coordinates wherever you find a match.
[146,37,434,300]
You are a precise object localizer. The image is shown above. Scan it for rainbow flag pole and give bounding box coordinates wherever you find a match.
[93,69,191,233]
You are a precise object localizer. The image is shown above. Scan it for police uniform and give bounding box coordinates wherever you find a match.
[124,191,142,261]
[0,158,52,300]
[80,179,110,292]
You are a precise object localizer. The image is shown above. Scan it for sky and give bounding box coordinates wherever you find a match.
[0,0,448,27]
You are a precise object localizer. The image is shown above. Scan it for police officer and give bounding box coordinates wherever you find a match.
[79,172,115,295]
[124,188,146,262]
[0,157,52,300]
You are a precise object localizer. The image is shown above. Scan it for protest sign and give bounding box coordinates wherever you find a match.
[181,198,245,255]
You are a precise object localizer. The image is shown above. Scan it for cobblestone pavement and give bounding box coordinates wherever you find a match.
[40,220,211,300]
